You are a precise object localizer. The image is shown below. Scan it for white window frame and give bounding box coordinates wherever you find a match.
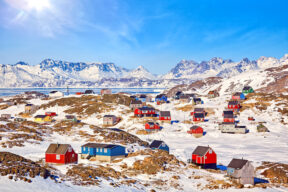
[104,148,107,153]
[56,154,60,160]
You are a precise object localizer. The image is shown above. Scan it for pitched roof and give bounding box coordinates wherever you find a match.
[190,125,202,130]
[131,100,142,104]
[84,90,94,94]
[139,94,147,98]
[49,91,58,94]
[35,115,46,118]
[228,100,239,105]
[104,115,116,118]
[160,111,171,117]
[228,158,248,169]
[223,110,233,115]
[233,92,243,96]
[194,113,204,118]
[156,94,166,98]
[194,108,205,112]
[46,144,70,154]
[139,106,155,111]
[149,140,165,148]
[81,143,120,149]
[66,115,76,119]
[193,98,201,102]
[192,146,210,156]
[25,104,33,106]
[224,114,234,118]
[175,91,183,95]
[243,86,252,90]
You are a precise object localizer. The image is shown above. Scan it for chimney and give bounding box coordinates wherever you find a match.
[57,143,59,148]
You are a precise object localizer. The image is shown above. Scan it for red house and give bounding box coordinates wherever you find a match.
[191,108,206,116]
[145,122,161,132]
[45,112,57,116]
[193,113,205,122]
[159,111,171,121]
[227,101,241,112]
[76,92,83,95]
[45,143,78,164]
[223,113,235,123]
[187,126,203,135]
[192,146,217,169]
[134,106,156,117]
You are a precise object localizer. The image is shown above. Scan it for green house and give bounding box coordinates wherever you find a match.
[242,86,254,94]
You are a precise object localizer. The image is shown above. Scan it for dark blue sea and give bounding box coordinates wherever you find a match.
[0,88,165,97]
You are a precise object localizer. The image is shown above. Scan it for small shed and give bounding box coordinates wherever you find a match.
[103,115,117,126]
[187,125,204,136]
[149,140,169,153]
[227,158,254,185]
[159,111,171,121]
[65,115,77,122]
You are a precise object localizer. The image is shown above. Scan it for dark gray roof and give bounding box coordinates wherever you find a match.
[66,115,76,119]
[46,144,70,154]
[156,94,166,98]
[235,125,246,128]
[160,111,170,117]
[35,115,46,118]
[224,114,234,118]
[49,91,58,94]
[149,140,165,148]
[147,122,157,126]
[104,115,116,118]
[223,110,233,115]
[228,158,248,169]
[81,143,120,149]
[194,108,204,112]
[193,98,201,102]
[228,100,239,105]
[190,125,202,130]
[131,100,142,104]
[192,146,210,156]
[139,94,147,98]
[194,113,204,118]
[139,106,155,110]
[84,90,94,94]
[233,92,242,96]
[25,104,33,106]
[243,86,252,90]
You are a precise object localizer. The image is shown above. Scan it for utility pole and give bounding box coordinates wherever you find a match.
[66,86,69,96]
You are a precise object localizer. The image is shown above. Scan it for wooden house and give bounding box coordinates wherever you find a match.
[179,95,191,103]
[134,106,156,117]
[193,113,205,122]
[103,115,117,126]
[145,122,161,132]
[191,108,206,116]
[159,111,171,121]
[100,88,112,95]
[174,91,184,100]
[149,140,169,153]
[232,92,246,101]
[34,115,52,123]
[192,146,217,169]
[65,115,77,122]
[155,94,168,103]
[187,125,204,136]
[25,104,37,114]
[45,143,78,164]
[49,91,64,98]
[193,98,202,105]
[223,113,235,123]
[242,86,254,94]
[219,123,247,134]
[129,100,143,110]
[14,117,26,122]
[228,101,241,112]
[208,90,219,98]
[227,158,254,185]
[1,114,11,119]
[84,90,94,94]
[81,143,126,162]
[75,92,83,95]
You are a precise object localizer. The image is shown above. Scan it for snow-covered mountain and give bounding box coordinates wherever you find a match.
[0,54,287,88]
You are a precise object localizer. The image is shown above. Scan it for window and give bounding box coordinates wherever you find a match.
[104,148,107,153]
[97,148,99,152]
[209,149,212,154]
[56,155,60,160]
[68,147,72,153]
[72,154,74,158]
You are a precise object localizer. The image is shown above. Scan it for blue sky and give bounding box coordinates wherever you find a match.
[0,0,287,74]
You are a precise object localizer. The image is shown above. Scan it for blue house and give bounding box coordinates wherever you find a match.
[149,140,169,153]
[155,94,168,103]
[81,143,126,162]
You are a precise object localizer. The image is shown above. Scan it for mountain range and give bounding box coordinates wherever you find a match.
[0,54,287,88]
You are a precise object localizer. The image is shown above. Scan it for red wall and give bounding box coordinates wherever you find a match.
[45,149,78,164]
[192,149,217,165]
[193,117,204,122]
[159,116,171,120]
[223,118,235,123]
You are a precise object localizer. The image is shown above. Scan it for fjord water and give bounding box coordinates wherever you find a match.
[0,88,165,97]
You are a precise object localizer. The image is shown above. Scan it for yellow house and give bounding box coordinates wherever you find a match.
[34,115,52,123]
